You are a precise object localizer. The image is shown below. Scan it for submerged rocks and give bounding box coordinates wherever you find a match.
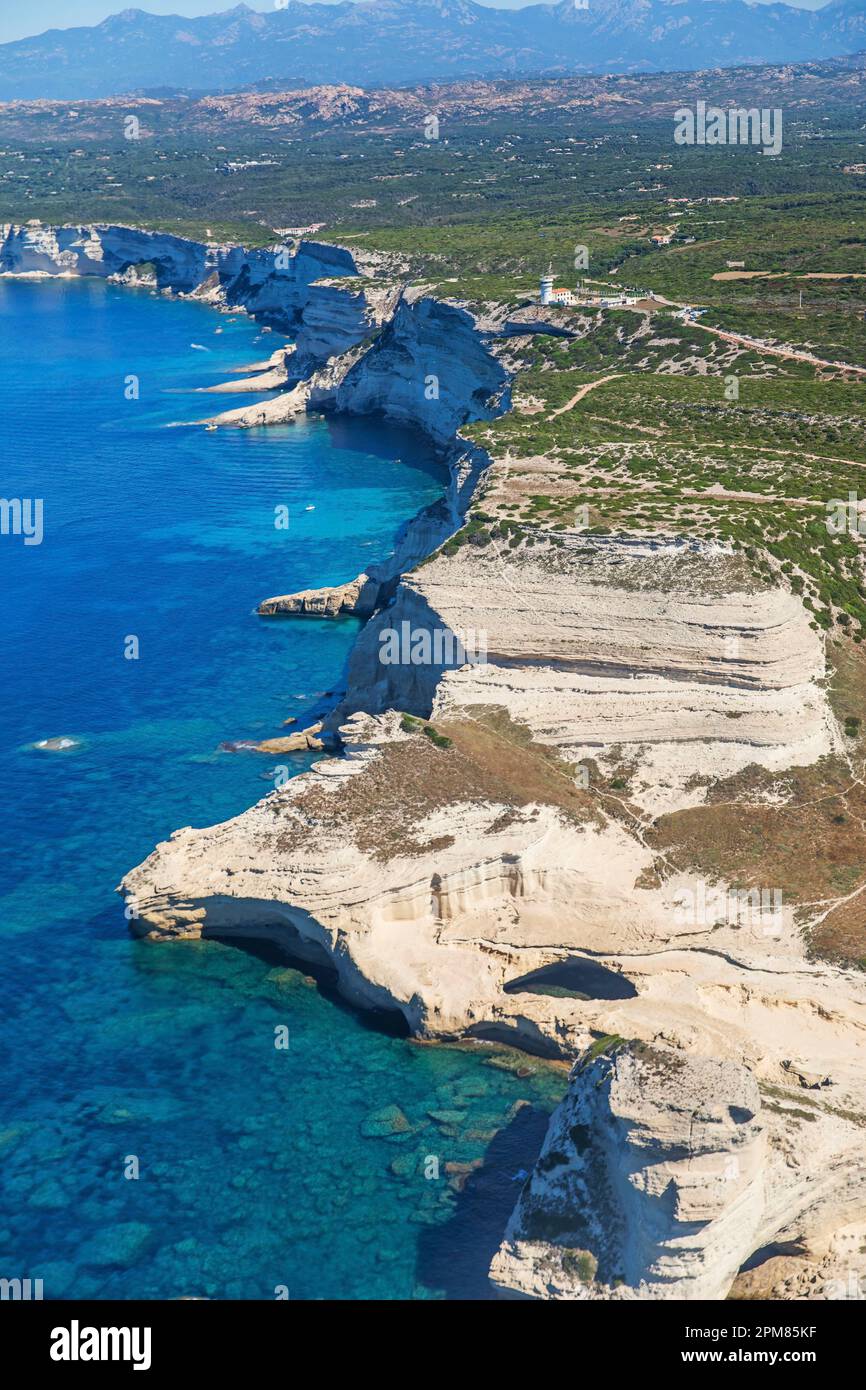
[78,1222,154,1269]
[361,1104,413,1138]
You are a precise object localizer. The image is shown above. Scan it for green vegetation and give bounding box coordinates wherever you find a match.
[577,1034,628,1070]
[559,1249,599,1284]
[465,340,866,633]
[400,713,453,749]
[422,726,453,751]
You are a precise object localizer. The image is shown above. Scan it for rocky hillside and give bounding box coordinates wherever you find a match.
[4,55,866,146]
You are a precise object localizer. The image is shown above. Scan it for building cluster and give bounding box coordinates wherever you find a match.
[539,270,645,309]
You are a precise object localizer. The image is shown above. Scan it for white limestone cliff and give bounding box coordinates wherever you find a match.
[491,1043,866,1301]
[0,222,373,345]
[34,220,858,1301]
[341,540,838,812]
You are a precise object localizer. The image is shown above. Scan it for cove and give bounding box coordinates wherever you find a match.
[0,277,565,1300]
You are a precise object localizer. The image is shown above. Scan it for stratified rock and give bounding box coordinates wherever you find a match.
[91,214,866,1302]
[258,575,377,618]
[490,1043,770,1300]
[256,723,323,754]
[0,223,370,337]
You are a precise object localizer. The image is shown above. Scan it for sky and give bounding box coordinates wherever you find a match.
[0,0,829,47]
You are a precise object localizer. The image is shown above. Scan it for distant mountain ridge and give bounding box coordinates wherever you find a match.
[1,0,865,100]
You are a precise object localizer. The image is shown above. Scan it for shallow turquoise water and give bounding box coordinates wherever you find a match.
[0,279,564,1300]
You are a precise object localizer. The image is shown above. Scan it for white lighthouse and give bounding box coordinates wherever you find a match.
[540,266,554,306]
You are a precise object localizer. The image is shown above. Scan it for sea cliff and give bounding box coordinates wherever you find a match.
[16,222,866,1302]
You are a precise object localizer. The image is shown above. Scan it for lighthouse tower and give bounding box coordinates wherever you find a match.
[540,266,554,306]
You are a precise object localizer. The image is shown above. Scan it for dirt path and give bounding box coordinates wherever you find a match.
[730,443,866,471]
[648,294,866,375]
[550,372,624,417]
[712,271,866,283]
[693,322,866,376]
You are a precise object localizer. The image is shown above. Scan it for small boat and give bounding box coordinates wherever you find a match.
[205,424,218,432]
[191,343,209,352]
[305,505,315,512]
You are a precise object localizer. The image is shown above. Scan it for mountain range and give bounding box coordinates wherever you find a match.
[1,0,865,101]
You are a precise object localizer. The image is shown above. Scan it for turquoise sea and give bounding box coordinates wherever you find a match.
[0,278,564,1300]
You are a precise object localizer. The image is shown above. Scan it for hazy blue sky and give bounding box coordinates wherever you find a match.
[0,0,828,47]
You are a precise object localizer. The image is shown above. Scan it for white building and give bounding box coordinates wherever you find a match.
[539,268,555,305]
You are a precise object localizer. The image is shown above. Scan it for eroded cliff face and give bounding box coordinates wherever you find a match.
[491,1043,866,1301]
[344,539,838,812]
[51,222,862,1300]
[206,292,514,454]
[287,278,402,372]
[0,222,368,343]
[0,222,214,289]
[119,690,866,1300]
[1,224,516,454]
[491,1046,766,1300]
[118,523,866,1301]
[330,291,511,448]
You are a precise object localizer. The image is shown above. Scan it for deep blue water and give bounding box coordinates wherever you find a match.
[0,278,564,1300]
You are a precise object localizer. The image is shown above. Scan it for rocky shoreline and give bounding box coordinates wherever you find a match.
[13,222,866,1301]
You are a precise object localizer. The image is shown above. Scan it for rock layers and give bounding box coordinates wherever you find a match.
[490,1043,866,1301]
[25,223,864,1301]
[257,574,376,619]
[0,222,373,343]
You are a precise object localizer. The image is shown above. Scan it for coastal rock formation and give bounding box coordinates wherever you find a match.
[257,723,324,754]
[119,496,866,1302]
[1,224,517,454]
[490,1041,866,1301]
[336,539,837,811]
[0,222,214,289]
[0,223,373,343]
[207,292,512,449]
[37,219,857,1302]
[119,677,866,1301]
[287,278,402,373]
[257,573,376,619]
[490,1044,765,1300]
[200,354,290,393]
[328,291,512,448]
